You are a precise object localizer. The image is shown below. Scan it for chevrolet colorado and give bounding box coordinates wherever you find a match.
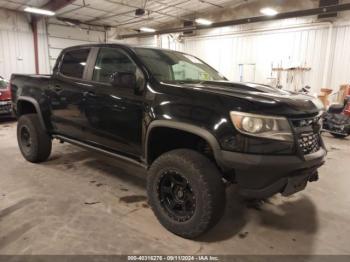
[11,44,326,238]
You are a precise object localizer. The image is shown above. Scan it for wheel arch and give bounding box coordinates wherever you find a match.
[145,120,222,165]
[16,96,47,132]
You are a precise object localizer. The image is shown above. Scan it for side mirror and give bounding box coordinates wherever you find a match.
[110,72,137,89]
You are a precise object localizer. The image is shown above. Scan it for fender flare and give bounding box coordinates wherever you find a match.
[17,96,47,132]
[145,120,222,165]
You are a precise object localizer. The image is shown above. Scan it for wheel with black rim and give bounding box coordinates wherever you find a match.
[147,149,225,239]
[158,170,196,222]
[17,114,52,163]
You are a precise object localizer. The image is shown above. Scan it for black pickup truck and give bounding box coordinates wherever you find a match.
[11,44,326,238]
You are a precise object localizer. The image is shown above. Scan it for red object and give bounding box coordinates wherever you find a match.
[343,96,350,117]
[0,84,11,101]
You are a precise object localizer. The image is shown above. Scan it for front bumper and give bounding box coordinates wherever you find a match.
[0,100,12,115]
[217,147,326,199]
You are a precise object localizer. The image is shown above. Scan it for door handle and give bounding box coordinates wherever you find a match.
[83,91,96,97]
[53,85,62,92]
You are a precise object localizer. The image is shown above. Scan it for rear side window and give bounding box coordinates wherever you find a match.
[60,49,90,79]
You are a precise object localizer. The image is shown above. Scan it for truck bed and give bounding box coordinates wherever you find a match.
[10,74,52,103]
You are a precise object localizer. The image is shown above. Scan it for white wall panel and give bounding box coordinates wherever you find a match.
[183,25,330,94]
[329,24,350,92]
[48,24,106,42]
[0,9,35,79]
[106,18,350,95]
[37,19,51,74]
[115,36,158,47]
[49,37,95,50]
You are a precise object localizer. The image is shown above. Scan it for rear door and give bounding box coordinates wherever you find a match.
[82,47,145,158]
[49,47,93,140]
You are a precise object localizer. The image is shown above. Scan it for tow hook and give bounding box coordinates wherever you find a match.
[309,172,319,182]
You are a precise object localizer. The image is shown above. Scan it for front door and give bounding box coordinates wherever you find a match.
[49,48,92,141]
[83,47,145,159]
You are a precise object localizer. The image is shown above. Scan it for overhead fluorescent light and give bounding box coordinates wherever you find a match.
[260,7,278,16]
[24,6,55,16]
[195,18,213,26]
[140,27,156,32]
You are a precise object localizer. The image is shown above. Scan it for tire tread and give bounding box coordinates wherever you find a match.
[147,149,225,239]
[17,114,52,163]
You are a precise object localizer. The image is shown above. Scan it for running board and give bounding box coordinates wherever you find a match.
[321,129,348,136]
[52,135,147,169]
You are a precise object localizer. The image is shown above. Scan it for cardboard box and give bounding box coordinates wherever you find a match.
[318,95,329,107]
[338,85,350,103]
[318,88,333,107]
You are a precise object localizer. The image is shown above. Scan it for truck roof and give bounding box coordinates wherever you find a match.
[62,43,168,52]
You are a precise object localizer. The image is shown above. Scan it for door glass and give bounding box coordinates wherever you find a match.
[60,49,90,79]
[93,48,137,83]
[134,48,225,82]
[172,61,211,81]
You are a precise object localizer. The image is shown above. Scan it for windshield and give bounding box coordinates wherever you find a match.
[134,48,226,83]
[0,79,8,89]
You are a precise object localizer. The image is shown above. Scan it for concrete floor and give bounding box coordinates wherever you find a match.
[0,118,350,255]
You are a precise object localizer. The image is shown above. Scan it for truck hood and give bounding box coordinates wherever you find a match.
[161,80,324,116]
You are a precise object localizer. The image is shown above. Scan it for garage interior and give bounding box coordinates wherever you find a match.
[1,0,350,257]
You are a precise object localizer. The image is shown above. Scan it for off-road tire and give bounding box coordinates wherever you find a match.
[147,149,225,239]
[17,114,52,163]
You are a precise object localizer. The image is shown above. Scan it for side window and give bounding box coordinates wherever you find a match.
[60,49,90,79]
[93,48,137,83]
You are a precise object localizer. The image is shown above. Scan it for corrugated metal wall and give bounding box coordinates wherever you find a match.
[329,24,350,91]
[183,23,331,94]
[0,9,35,79]
[37,19,51,75]
[112,35,158,47]
[157,19,350,95]
[0,9,107,77]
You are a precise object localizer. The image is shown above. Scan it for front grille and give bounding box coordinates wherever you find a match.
[298,133,321,155]
[291,115,322,155]
[0,101,12,113]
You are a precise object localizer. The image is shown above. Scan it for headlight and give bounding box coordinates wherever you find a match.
[230,111,293,141]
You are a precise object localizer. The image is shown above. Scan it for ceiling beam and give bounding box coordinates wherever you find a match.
[29,0,76,22]
[41,0,76,12]
[119,3,350,39]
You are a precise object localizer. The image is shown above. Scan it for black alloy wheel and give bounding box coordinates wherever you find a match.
[158,170,196,222]
[19,125,32,154]
[147,149,225,239]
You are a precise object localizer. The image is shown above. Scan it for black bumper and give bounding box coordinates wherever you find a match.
[217,148,326,199]
[0,101,12,116]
